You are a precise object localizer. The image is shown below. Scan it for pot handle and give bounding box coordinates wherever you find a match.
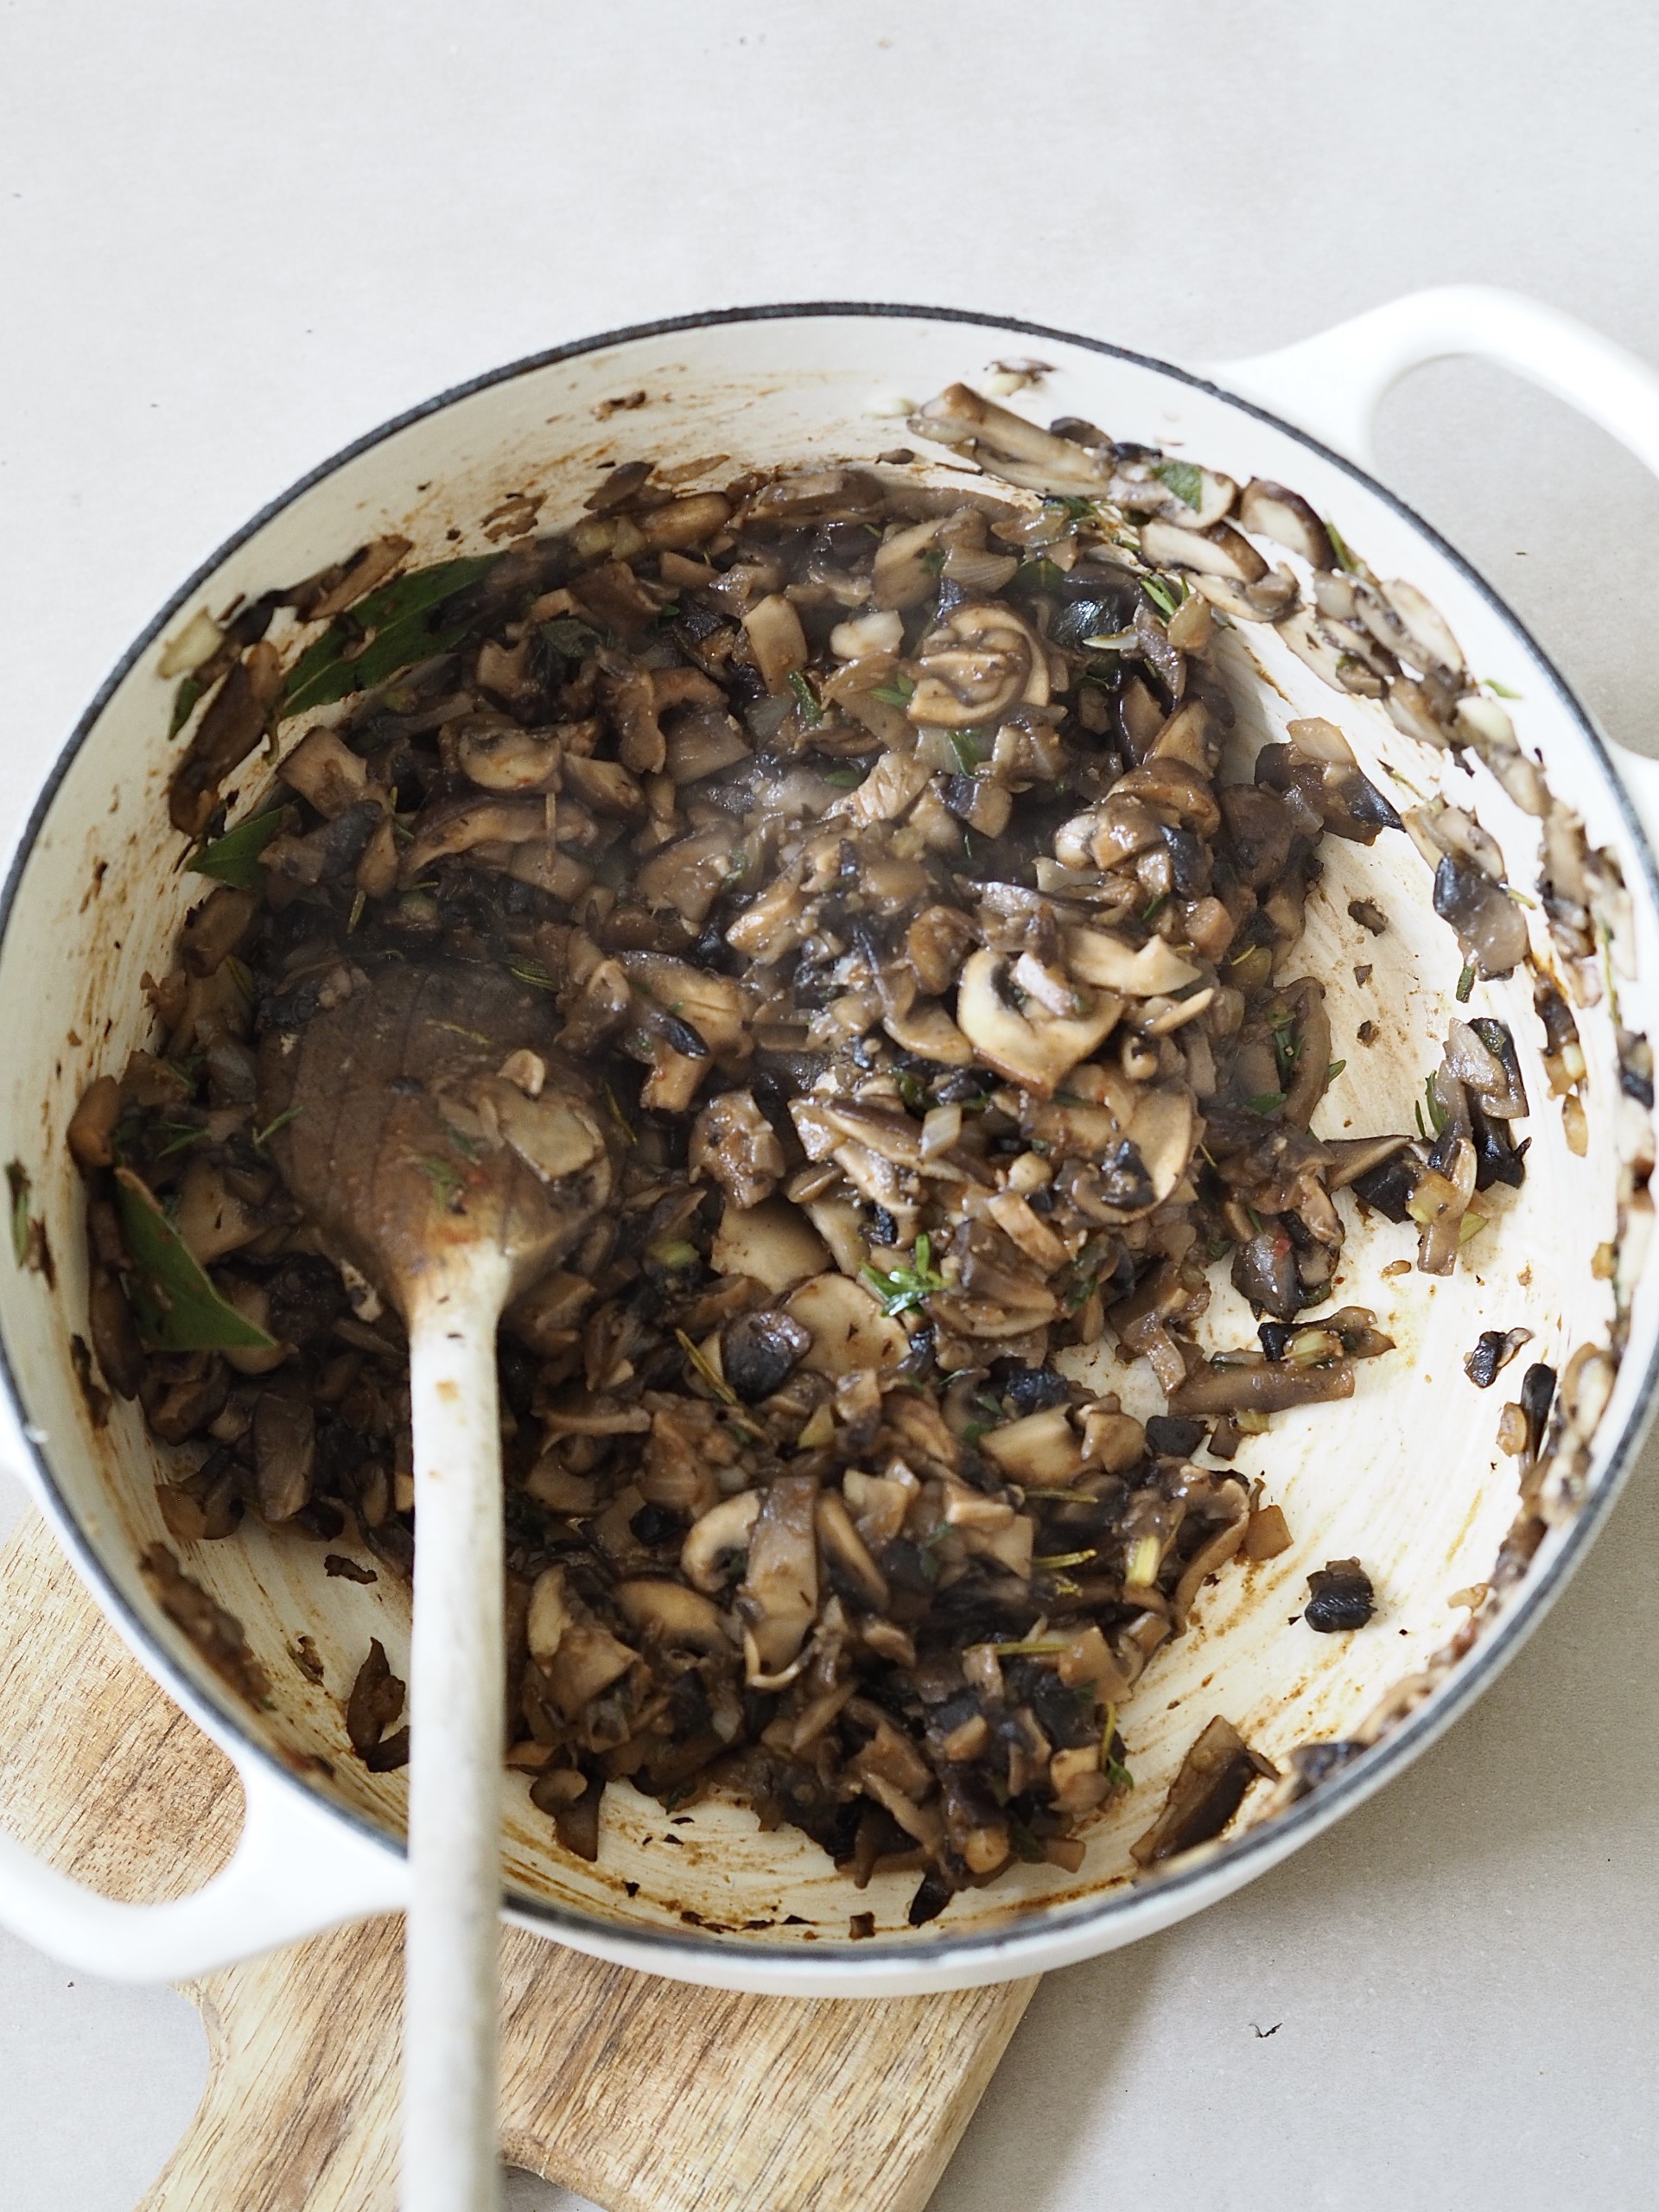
[1213,284,1659,845]
[0,1730,408,1981]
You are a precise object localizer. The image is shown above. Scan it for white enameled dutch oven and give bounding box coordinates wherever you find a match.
[2,289,1658,2000]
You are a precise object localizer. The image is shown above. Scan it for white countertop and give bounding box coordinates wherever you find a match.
[3,5,1658,2206]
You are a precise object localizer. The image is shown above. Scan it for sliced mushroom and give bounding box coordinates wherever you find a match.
[741,594,810,694]
[911,383,1115,493]
[252,1384,315,1522]
[787,1271,910,1376]
[710,1196,830,1294]
[956,948,1121,1097]
[1237,480,1336,569]
[279,726,372,817]
[613,1579,730,1653]
[907,602,1050,727]
[979,1404,1084,1486]
[738,1473,819,1677]
[1138,518,1268,585]
[681,1490,763,1594]
[398,792,548,882]
[448,715,563,793]
[690,1090,785,1209]
[1063,926,1200,996]
[1129,1715,1275,1866]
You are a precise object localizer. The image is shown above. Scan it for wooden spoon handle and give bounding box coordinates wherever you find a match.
[402,1255,512,2212]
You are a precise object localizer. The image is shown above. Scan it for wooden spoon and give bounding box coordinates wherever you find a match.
[258,961,619,2212]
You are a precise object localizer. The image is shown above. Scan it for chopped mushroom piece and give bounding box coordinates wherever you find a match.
[1130,1716,1276,1867]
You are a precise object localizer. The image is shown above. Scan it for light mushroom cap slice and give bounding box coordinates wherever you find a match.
[711,1196,830,1294]
[680,1490,763,1595]
[956,947,1122,1097]
[1127,1085,1198,1205]
[613,1579,731,1654]
[978,1404,1084,1486]
[785,1270,910,1376]
[1063,926,1201,997]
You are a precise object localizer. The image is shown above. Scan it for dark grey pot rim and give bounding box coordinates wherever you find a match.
[5,299,1654,1978]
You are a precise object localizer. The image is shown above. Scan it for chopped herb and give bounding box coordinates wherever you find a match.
[787,669,824,724]
[1033,1548,1098,1571]
[1007,1819,1046,1864]
[921,545,948,575]
[1455,961,1475,1003]
[861,1231,947,1317]
[1325,518,1359,575]
[1053,494,1101,524]
[1015,556,1066,589]
[1484,678,1522,700]
[1141,892,1168,924]
[1324,1060,1346,1087]
[871,675,916,709]
[154,1122,207,1161]
[602,1082,637,1147]
[251,1104,302,1154]
[1100,1703,1134,1789]
[1140,575,1180,619]
[346,887,366,934]
[1423,1075,1448,1137]
[676,1327,739,1407]
[168,673,207,738]
[894,1070,929,1115]
[821,765,863,788]
[188,805,296,890]
[113,1168,277,1352]
[418,1156,467,1202]
[947,728,989,772]
[988,1637,1070,1657]
[1246,1090,1288,1117]
[1152,459,1204,510]
[507,957,559,993]
[281,554,500,716]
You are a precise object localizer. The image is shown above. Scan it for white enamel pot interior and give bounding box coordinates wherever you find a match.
[2,294,1657,2000]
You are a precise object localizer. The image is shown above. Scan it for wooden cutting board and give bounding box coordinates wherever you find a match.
[0,1512,1035,2211]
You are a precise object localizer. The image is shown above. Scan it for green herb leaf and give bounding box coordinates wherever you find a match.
[168,673,207,738]
[1053,494,1101,524]
[861,1231,946,1318]
[1246,1090,1288,1117]
[870,675,917,709]
[1324,1059,1346,1087]
[1456,962,1475,1003]
[114,1168,277,1352]
[1152,459,1204,510]
[1484,678,1522,700]
[787,669,824,724]
[281,555,499,717]
[1141,892,1168,924]
[894,1070,929,1115]
[1140,575,1179,620]
[947,728,988,772]
[1007,1818,1046,1864]
[188,805,297,889]
[921,545,948,575]
[1325,518,1358,575]
[250,1104,302,1155]
[1423,1075,1448,1137]
[820,765,863,788]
